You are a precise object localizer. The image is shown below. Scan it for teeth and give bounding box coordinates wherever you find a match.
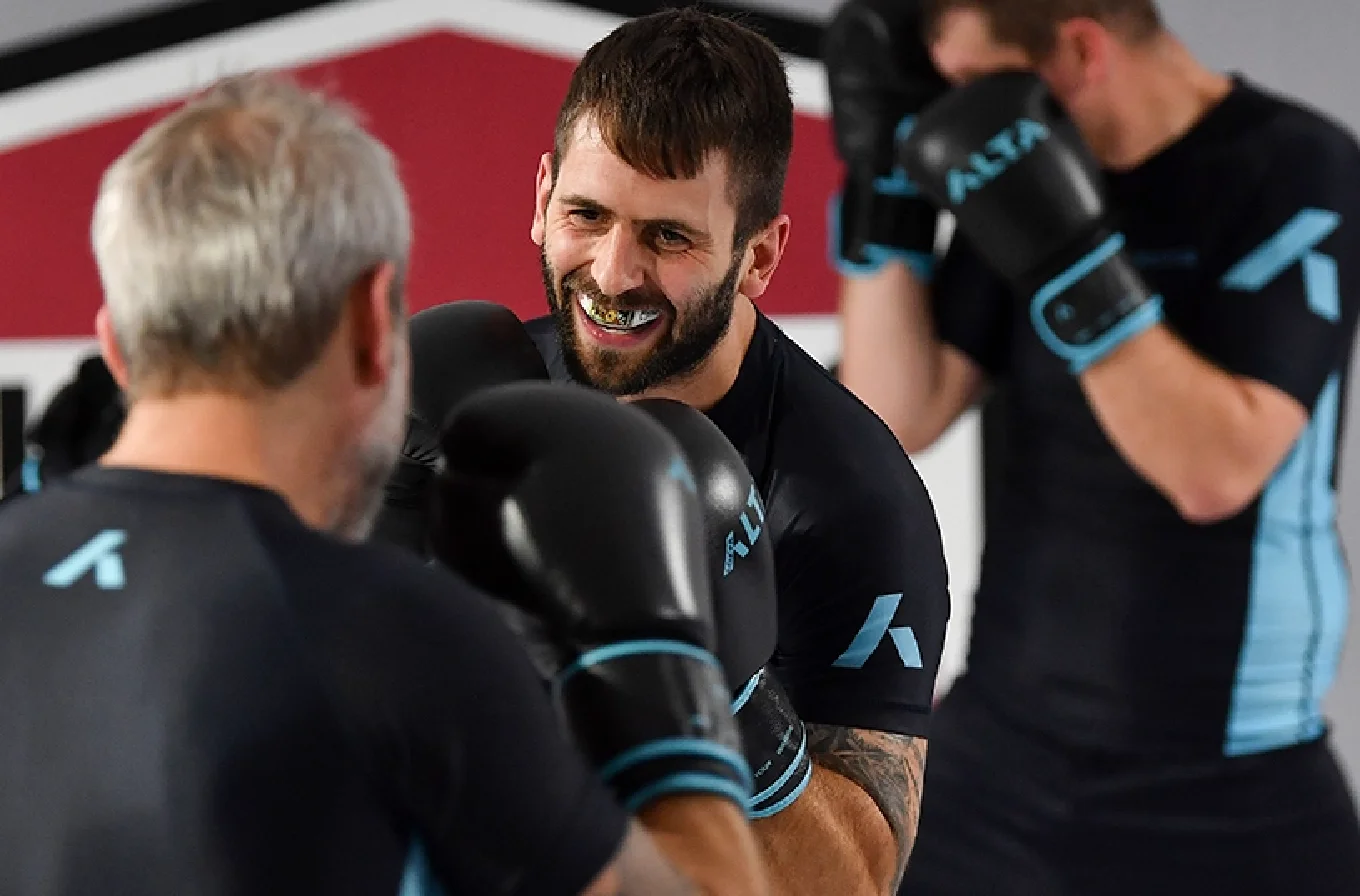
[580,296,661,331]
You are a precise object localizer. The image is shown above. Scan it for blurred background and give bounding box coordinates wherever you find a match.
[3,0,1360,778]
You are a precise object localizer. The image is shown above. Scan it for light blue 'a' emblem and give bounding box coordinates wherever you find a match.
[833,593,923,669]
[44,529,127,590]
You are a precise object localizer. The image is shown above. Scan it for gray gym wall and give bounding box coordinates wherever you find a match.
[6,0,1360,777]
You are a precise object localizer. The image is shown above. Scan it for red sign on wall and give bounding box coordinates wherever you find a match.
[0,27,842,340]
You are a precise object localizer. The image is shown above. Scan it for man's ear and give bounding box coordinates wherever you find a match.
[348,261,399,388]
[737,215,791,300]
[1049,17,1114,91]
[95,307,131,391]
[531,152,553,246]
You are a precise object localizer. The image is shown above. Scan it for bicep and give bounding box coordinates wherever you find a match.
[772,483,950,736]
[799,725,928,891]
[1234,375,1311,473]
[804,726,927,851]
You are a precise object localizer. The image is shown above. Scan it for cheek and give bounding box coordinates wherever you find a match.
[544,226,590,272]
[652,259,713,310]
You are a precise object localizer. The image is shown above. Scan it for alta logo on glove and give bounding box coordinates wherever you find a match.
[723,484,767,577]
[947,118,1051,206]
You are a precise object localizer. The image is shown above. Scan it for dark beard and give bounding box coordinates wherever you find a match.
[540,248,741,396]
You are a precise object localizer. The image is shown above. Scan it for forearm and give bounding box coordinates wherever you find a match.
[751,729,926,895]
[838,265,955,451]
[1080,325,1288,520]
[752,766,897,895]
[585,796,767,896]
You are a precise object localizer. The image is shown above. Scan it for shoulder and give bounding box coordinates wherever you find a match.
[270,525,499,639]
[761,323,941,545]
[1260,88,1359,154]
[766,322,935,511]
[1236,82,1360,179]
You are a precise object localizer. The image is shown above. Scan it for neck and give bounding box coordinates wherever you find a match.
[1086,34,1233,170]
[629,295,757,411]
[100,387,341,530]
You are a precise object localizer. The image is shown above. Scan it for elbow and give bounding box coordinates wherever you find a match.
[1167,469,1264,525]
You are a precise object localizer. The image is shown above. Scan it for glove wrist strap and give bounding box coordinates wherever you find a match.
[731,669,813,818]
[556,640,752,813]
[1027,232,1164,373]
[831,173,940,280]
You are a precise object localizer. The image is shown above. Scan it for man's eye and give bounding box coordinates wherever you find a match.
[657,228,690,247]
[568,208,601,223]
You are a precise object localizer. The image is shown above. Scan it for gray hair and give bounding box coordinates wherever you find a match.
[91,72,412,395]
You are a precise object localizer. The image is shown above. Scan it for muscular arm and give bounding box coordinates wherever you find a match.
[1075,136,1360,524]
[1079,326,1307,522]
[752,727,926,894]
[1076,152,1360,523]
[839,263,983,453]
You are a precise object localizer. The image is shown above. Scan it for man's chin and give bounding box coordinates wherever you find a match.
[574,352,652,396]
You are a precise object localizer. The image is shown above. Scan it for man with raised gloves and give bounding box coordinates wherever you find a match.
[899,70,1163,373]
[828,2,1360,893]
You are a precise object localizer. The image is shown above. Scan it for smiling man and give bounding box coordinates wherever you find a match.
[517,9,952,894]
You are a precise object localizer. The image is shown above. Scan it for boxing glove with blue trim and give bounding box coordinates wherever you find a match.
[900,70,1164,372]
[824,0,950,281]
[374,300,549,557]
[635,399,812,819]
[431,382,751,814]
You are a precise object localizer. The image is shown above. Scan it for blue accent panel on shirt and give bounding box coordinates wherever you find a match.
[1220,209,1341,292]
[1226,374,1349,756]
[1303,251,1341,322]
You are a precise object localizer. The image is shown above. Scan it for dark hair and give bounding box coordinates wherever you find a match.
[922,0,1164,60]
[553,8,793,246]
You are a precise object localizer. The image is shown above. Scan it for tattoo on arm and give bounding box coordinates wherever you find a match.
[804,725,927,889]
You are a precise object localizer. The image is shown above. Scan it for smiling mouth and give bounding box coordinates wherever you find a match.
[577,295,663,332]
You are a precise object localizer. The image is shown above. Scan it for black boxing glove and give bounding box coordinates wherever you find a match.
[900,71,1164,372]
[634,399,811,819]
[432,382,750,814]
[373,300,549,556]
[8,354,125,496]
[824,0,950,280]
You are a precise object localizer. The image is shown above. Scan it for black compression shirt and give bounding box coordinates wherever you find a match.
[0,467,626,895]
[935,76,1360,757]
[527,311,951,737]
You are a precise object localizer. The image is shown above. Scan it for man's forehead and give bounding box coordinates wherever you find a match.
[556,117,734,217]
